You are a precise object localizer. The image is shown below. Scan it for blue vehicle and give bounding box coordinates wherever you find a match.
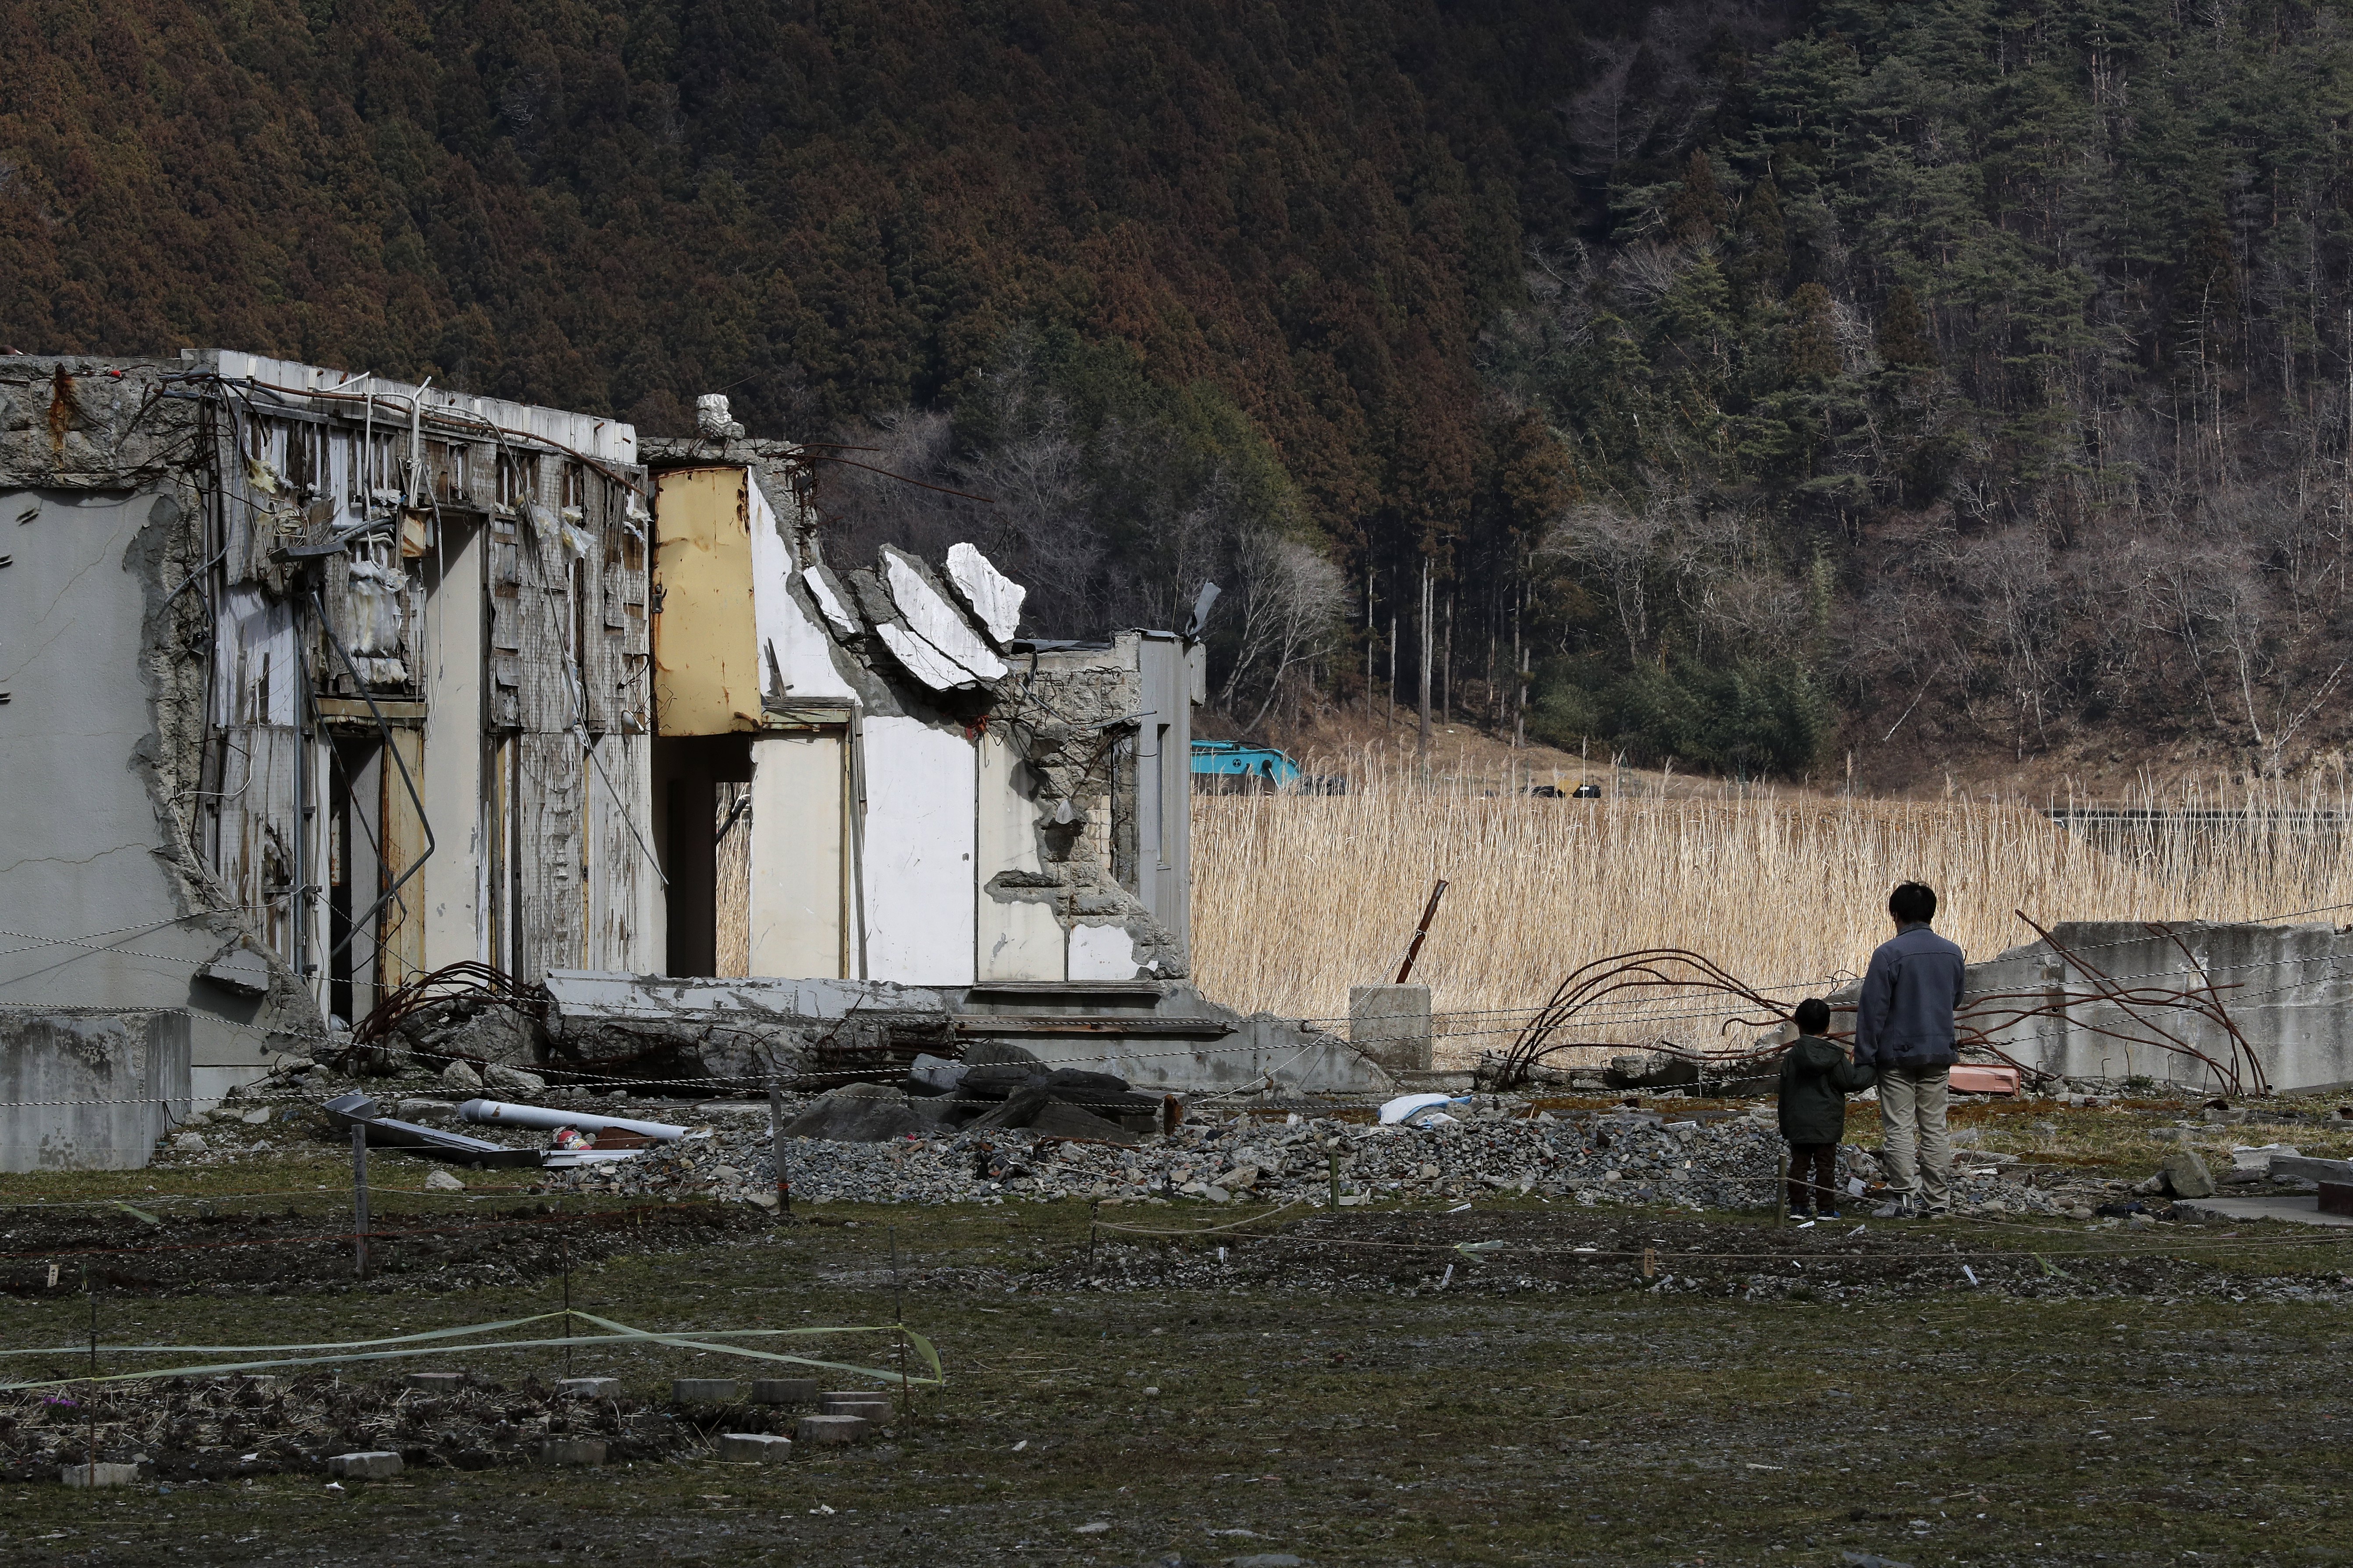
[1190,740,1302,790]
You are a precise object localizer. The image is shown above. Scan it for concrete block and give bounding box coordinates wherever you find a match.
[327,1451,403,1479]
[62,1462,148,1488]
[1350,984,1432,1074]
[537,1438,608,1466]
[796,1413,870,1445]
[750,1378,819,1405]
[672,1378,740,1404]
[819,1391,892,1417]
[407,1372,465,1392]
[715,1432,793,1463]
[557,1377,623,1399]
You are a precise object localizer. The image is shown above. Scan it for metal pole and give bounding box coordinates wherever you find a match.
[352,1122,370,1281]
[562,1235,573,1379]
[1395,878,1451,984]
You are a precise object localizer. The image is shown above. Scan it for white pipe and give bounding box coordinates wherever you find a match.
[457,1099,687,1141]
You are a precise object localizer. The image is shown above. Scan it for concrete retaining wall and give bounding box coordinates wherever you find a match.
[1966,921,2353,1093]
[0,1011,190,1171]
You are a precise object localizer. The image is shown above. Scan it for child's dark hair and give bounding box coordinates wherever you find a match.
[1793,997,1831,1035]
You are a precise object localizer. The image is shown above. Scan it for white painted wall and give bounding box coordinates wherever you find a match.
[860,715,976,984]
[1069,923,1142,980]
[975,729,1063,980]
[746,474,858,704]
[749,732,848,978]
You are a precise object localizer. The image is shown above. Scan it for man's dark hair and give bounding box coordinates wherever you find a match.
[1889,881,1938,924]
[1793,997,1831,1035]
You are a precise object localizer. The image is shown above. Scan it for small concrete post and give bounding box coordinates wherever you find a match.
[1350,983,1433,1074]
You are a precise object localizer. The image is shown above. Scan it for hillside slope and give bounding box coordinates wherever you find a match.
[12,1,2353,790]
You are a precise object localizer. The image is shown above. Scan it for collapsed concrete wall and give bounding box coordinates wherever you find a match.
[539,970,1392,1096]
[1966,920,2353,1093]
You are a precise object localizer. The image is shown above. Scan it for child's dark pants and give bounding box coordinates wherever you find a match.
[1786,1142,1838,1212]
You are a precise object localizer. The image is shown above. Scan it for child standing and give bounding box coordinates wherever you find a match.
[1778,997,1877,1219]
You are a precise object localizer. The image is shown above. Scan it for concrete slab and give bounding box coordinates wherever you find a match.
[796,1413,869,1444]
[750,1378,819,1405]
[407,1372,465,1392]
[62,1462,148,1487]
[537,1438,608,1465]
[820,1391,892,1417]
[327,1451,403,1479]
[2175,1193,2353,1228]
[715,1432,793,1463]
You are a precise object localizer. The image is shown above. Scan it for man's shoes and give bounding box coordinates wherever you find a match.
[1926,1204,1950,1218]
[1787,1209,1810,1221]
[1889,1194,1921,1219]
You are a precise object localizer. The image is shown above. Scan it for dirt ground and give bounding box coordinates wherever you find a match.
[4,1130,2352,1567]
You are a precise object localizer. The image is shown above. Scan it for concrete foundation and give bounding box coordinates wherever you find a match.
[1349,984,1432,1073]
[0,1011,188,1172]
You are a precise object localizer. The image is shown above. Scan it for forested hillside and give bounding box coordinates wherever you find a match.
[11,1,2353,785]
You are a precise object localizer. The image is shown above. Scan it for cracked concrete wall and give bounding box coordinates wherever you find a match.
[2,359,326,1155]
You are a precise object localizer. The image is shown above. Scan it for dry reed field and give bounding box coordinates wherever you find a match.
[1190,754,2353,1068]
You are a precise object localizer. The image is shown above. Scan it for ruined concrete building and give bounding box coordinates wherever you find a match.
[2,354,1362,1169]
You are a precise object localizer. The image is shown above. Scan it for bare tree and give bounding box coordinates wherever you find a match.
[1217,532,1349,729]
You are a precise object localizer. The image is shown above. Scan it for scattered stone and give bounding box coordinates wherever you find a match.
[714,1432,793,1463]
[171,1132,208,1154]
[750,1378,820,1405]
[1074,1520,1113,1534]
[672,1378,740,1403]
[240,1108,273,1125]
[423,1168,466,1192]
[537,1438,608,1466]
[441,1060,484,1093]
[2161,1148,2218,1199]
[557,1378,623,1399]
[796,1413,869,1445]
[326,1451,402,1479]
[483,1064,546,1094]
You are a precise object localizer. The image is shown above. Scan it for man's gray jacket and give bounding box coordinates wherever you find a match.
[1855,922,1966,1071]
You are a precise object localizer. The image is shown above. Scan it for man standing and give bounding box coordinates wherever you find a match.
[1855,881,1966,1218]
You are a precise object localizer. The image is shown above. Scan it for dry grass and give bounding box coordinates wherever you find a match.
[1191,753,2353,1067]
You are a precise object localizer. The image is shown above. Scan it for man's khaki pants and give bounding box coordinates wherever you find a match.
[1878,1066,1951,1208]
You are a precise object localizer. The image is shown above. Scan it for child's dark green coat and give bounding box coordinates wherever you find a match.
[1776,1034,1878,1144]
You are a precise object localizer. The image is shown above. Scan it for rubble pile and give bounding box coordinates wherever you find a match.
[541,1102,2090,1219]
[0,1372,827,1484]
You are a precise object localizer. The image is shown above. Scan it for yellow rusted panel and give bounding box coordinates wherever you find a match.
[377,726,428,993]
[652,467,760,735]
